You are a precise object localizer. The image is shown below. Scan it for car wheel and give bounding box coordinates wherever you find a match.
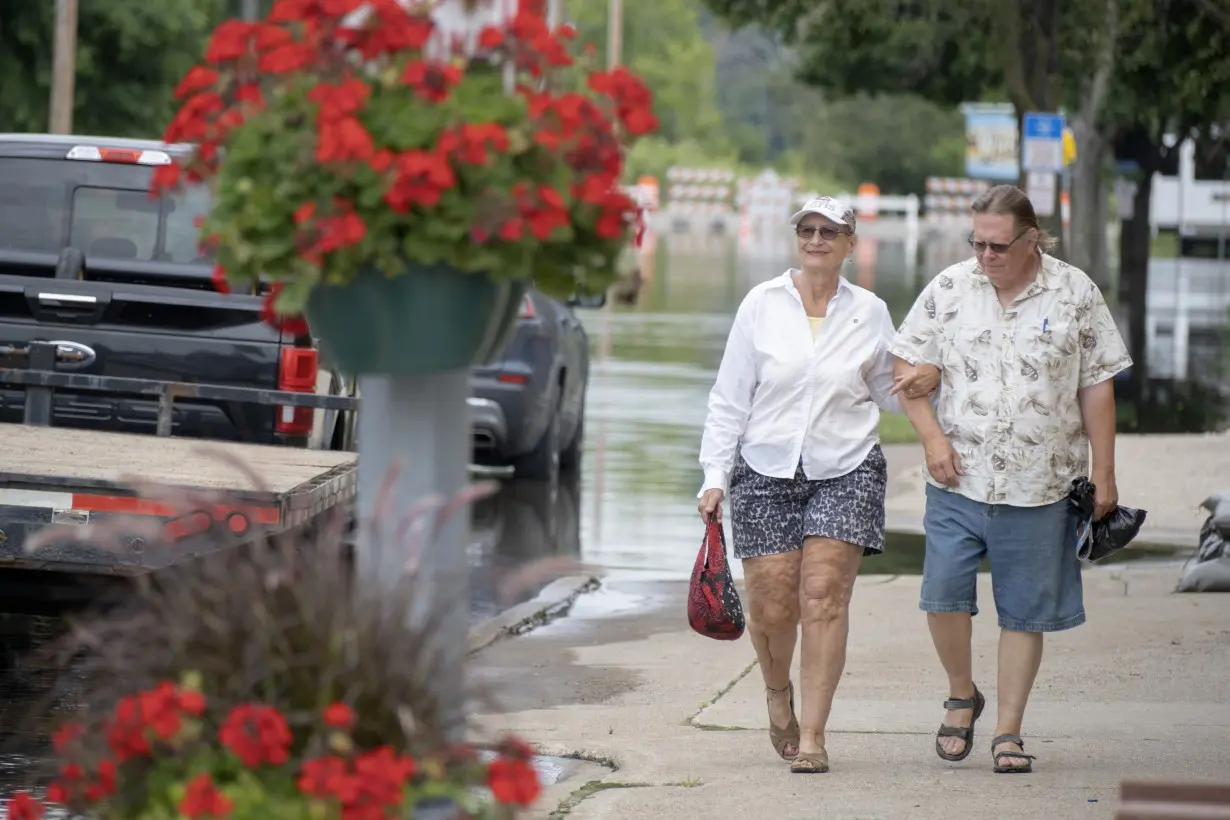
[513,405,560,484]
[560,395,585,471]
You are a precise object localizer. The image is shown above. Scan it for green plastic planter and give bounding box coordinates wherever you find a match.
[304,263,526,375]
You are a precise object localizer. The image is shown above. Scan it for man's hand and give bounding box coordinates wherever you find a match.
[923,435,964,486]
[698,488,724,522]
[1093,471,1119,522]
[889,364,941,400]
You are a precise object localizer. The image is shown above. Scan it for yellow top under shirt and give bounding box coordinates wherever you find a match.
[808,316,824,338]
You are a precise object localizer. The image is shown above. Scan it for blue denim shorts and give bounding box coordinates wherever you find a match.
[919,484,1085,632]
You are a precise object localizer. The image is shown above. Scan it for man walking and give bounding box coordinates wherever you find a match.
[889,184,1132,773]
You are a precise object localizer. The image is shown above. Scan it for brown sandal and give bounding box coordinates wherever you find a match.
[991,733,1036,774]
[766,683,799,760]
[790,749,829,774]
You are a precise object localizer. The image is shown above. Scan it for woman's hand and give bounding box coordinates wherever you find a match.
[698,488,725,522]
[890,364,940,400]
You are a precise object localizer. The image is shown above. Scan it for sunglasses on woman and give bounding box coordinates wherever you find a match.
[796,226,850,241]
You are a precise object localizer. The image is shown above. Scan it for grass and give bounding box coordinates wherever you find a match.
[878,413,921,444]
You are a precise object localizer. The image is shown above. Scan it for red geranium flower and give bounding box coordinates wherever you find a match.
[323,702,355,728]
[487,757,541,806]
[179,773,233,819]
[438,123,510,166]
[204,20,255,64]
[218,703,293,767]
[299,755,355,800]
[401,60,463,103]
[385,149,456,211]
[211,265,230,294]
[174,66,219,100]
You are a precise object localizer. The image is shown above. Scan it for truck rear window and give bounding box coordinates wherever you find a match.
[0,157,212,264]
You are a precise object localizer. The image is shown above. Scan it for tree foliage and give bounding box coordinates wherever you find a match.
[0,0,227,137]
[569,1,725,146]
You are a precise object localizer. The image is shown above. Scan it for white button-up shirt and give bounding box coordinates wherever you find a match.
[698,271,907,497]
[890,254,1132,507]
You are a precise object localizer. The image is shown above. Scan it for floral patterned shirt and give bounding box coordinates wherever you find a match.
[890,253,1132,507]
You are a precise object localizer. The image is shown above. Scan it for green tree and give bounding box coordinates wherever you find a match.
[1105,0,1230,412]
[802,93,965,195]
[0,0,226,137]
[701,0,1124,261]
[569,1,726,148]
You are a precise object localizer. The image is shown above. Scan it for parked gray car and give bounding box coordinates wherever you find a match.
[469,289,603,483]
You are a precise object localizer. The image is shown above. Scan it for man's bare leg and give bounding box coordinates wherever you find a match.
[928,611,977,757]
[993,628,1044,767]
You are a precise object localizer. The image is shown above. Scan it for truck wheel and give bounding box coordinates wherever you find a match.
[560,396,585,472]
[514,406,560,484]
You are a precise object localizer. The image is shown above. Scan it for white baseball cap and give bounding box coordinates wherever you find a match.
[789,196,857,233]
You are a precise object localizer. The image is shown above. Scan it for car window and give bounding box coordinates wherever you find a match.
[0,156,213,264]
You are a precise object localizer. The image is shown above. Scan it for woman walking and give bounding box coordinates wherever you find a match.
[697,196,938,773]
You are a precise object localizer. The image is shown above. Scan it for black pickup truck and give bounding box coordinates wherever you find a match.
[0,133,356,450]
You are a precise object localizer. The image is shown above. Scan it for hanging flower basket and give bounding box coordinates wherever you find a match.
[151,0,659,374]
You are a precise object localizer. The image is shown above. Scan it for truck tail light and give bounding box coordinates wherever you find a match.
[518,294,536,319]
[276,346,318,437]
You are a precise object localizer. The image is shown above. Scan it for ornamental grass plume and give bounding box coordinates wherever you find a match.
[7,446,589,818]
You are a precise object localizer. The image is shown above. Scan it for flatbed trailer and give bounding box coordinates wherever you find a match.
[0,424,357,576]
[0,341,513,580]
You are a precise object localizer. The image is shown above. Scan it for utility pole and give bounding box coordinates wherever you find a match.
[49,0,79,134]
[240,0,260,20]
[606,0,623,69]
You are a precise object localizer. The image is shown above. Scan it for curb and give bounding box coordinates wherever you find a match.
[468,573,602,654]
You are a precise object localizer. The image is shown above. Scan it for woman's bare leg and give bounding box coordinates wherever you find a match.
[743,550,803,756]
[796,536,864,757]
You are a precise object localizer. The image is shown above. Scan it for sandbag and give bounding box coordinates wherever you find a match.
[1199,490,1230,538]
[1175,514,1230,593]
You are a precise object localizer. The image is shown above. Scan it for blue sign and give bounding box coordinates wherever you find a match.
[1022,112,1065,173]
[960,103,1018,181]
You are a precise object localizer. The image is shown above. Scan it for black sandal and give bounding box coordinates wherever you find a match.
[991,733,1036,773]
[934,685,985,762]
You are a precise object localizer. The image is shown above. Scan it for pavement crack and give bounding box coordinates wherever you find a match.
[684,659,757,727]
[548,780,652,818]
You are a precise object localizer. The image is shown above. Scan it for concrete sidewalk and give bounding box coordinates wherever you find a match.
[476,568,1230,820]
[883,432,1230,546]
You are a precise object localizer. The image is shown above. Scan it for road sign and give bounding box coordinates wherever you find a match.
[1022,112,1065,173]
[960,102,1018,181]
[1026,172,1057,216]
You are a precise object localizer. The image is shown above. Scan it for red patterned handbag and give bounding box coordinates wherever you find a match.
[687,516,746,640]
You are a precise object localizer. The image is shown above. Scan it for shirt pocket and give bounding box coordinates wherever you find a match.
[1022,320,1079,383]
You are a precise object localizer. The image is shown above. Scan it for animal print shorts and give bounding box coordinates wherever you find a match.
[728,446,888,560]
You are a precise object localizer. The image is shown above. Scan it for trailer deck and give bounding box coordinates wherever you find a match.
[0,424,357,575]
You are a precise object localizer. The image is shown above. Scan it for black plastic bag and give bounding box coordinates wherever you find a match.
[1066,477,1148,563]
